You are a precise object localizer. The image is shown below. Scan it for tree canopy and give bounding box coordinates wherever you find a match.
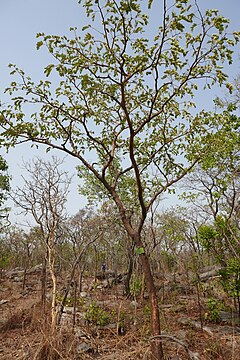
[0,156,10,226]
[0,0,239,230]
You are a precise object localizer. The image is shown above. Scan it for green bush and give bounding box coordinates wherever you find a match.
[84,301,110,326]
[204,297,223,323]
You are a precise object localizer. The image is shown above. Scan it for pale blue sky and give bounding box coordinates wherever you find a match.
[0,0,240,224]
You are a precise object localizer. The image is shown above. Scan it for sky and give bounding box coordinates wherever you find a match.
[0,0,240,225]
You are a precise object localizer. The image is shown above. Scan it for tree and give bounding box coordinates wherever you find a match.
[1,1,240,357]
[56,208,104,325]
[183,152,240,317]
[12,156,71,329]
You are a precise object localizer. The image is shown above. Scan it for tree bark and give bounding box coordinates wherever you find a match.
[131,233,164,360]
[48,240,58,330]
[140,252,164,360]
[41,257,47,312]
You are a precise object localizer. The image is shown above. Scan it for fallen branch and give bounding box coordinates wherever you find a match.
[150,334,200,360]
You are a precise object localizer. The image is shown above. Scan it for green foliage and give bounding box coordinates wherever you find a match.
[219,259,240,299]
[0,156,10,204]
[0,156,10,227]
[136,247,145,255]
[197,224,218,252]
[0,1,240,243]
[198,215,240,313]
[84,301,110,326]
[204,297,223,323]
[160,250,177,271]
[117,309,126,332]
[0,253,12,270]
[1,0,239,334]
[197,216,238,261]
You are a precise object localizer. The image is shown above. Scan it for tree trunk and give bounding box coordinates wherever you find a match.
[41,257,47,312]
[140,252,164,360]
[22,260,28,291]
[78,267,83,293]
[113,251,118,284]
[48,243,58,330]
[129,228,164,359]
[124,244,134,298]
[140,272,145,302]
[112,193,164,359]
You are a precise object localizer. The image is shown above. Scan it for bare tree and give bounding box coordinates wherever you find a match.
[12,156,72,329]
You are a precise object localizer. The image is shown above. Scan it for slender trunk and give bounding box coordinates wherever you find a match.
[73,280,77,328]
[22,259,29,290]
[196,279,204,330]
[131,232,164,359]
[113,252,118,284]
[124,245,134,297]
[140,252,164,360]
[78,267,83,293]
[57,258,82,325]
[50,268,57,329]
[48,244,57,330]
[140,272,145,302]
[111,191,164,359]
[94,245,98,282]
[238,295,240,320]
[41,256,47,312]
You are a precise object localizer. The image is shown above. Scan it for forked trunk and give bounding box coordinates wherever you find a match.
[112,192,164,359]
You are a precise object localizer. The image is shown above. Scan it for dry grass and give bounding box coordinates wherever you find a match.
[28,329,78,360]
[0,308,33,333]
[1,273,240,360]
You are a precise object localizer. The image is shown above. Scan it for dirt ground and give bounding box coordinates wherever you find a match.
[0,269,240,360]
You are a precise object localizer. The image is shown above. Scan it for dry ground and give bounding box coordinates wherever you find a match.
[0,269,240,360]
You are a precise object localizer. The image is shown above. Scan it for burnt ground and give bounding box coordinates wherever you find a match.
[0,268,240,360]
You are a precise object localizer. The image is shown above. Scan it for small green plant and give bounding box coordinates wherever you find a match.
[143,304,151,319]
[84,301,110,326]
[116,310,126,335]
[0,254,12,271]
[130,275,142,298]
[219,259,240,315]
[204,297,223,323]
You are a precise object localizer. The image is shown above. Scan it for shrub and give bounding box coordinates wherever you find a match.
[84,301,110,326]
[204,297,223,323]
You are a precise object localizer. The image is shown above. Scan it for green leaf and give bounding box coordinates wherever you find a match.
[136,247,145,255]
[44,64,55,77]
[82,25,91,31]
[148,0,153,9]
[36,41,43,50]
